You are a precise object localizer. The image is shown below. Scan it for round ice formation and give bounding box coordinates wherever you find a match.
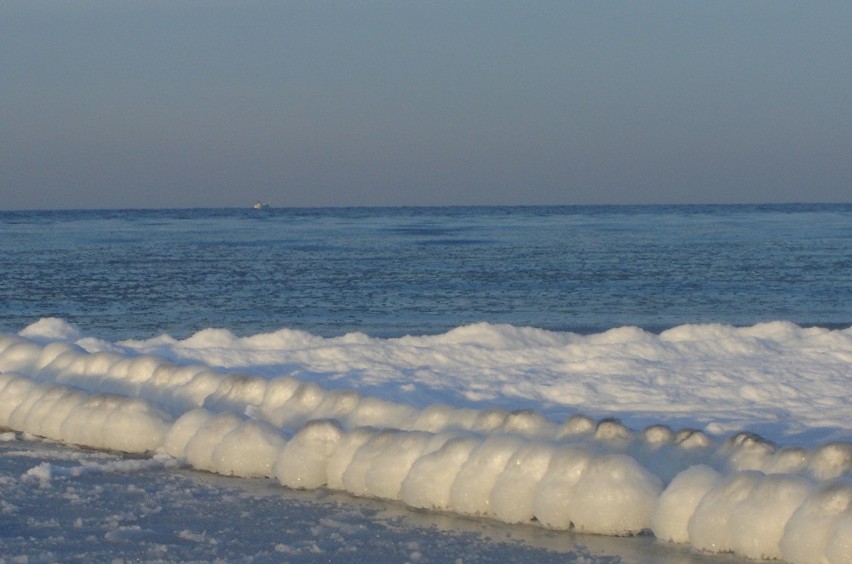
[3,321,852,563]
[325,427,377,490]
[164,409,213,458]
[652,464,722,543]
[204,373,268,414]
[408,404,479,434]
[808,442,852,481]
[183,411,245,472]
[780,481,852,564]
[565,453,662,535]
[724,432,776,472]
[401,436,480,511]
[257,376,301,426]
[532,445,594,529]
[275,419,343,489]
[555,413,596,438]
[211,418,286,478]
[689,471,815,559]
[490,443,554,523]
[594,418,631,442]
[362,430,447,500]
[450,435,525,516]
[0,374,170,453]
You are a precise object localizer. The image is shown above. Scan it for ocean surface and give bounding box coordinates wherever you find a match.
[2,204,851,562]
[2,204,850,340]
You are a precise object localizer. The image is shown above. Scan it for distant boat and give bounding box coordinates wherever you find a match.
[253,201,271,210]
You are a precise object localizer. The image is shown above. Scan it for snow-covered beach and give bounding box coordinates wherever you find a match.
[2,318,850,562]
[5,0,852,556]
[4,438,736,563]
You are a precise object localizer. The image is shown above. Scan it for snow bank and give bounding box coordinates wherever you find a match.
[2,319,852,562]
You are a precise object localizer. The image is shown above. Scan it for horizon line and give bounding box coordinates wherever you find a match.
[2,201,850,214]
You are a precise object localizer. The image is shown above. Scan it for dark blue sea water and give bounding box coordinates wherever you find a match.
[1,204,849,340]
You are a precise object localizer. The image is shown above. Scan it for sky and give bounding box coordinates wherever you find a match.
[2,1,851,210]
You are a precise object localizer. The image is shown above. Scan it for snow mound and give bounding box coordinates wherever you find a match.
[2,321,852,562]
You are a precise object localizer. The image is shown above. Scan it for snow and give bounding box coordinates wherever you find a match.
[1,317,851,562]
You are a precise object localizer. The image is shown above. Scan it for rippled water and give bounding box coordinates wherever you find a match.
[1,204,849,339]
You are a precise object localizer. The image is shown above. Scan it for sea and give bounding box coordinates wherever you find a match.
[1,203,851,562]
[1,204,849,340]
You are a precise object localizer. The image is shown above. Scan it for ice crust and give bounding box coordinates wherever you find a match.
[2,319,851,562]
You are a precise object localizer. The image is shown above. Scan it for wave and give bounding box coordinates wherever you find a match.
[1,318,851,562]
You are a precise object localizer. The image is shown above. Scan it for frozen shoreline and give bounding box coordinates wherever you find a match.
[1,438,745,563]
[1,318,851,562]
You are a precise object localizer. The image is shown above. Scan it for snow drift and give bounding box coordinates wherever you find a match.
[1,318,851,562]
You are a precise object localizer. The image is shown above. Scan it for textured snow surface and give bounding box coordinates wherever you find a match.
[1,318,851,562]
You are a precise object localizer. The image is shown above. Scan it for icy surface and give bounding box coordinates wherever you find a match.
[2,318,851,562]
[2,440,636,562]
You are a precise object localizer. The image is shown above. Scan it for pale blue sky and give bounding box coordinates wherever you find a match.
[2,1,851,209]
